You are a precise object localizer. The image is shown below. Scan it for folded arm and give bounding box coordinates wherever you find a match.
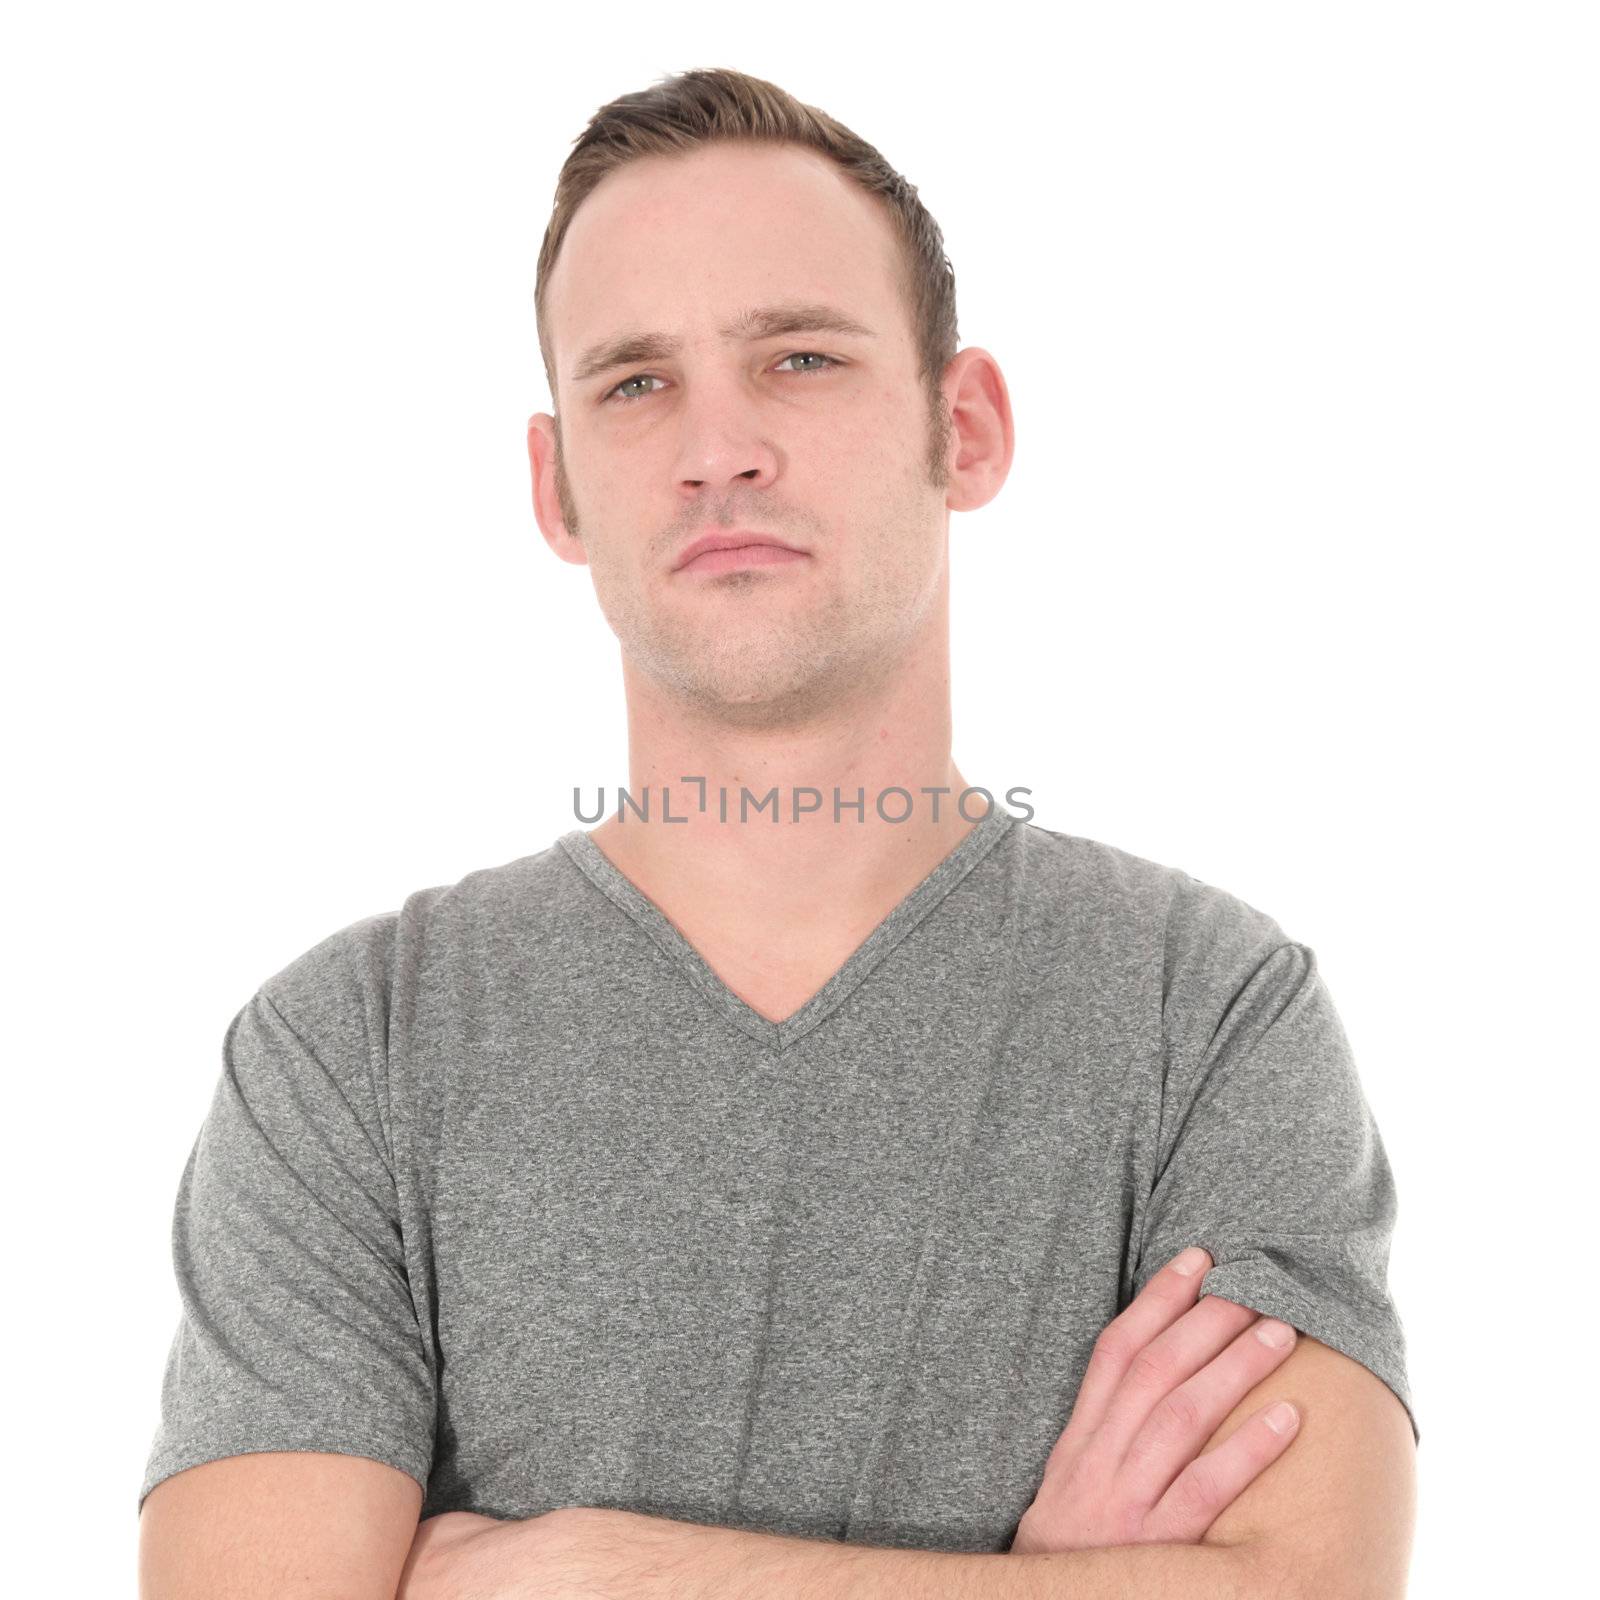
[412,1504,1282,1600]
[406,1332,1412,1600]
[579,1508,1280,1597]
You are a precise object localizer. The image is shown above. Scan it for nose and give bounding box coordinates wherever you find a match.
[678,454,775,497]
[673,388,780,498]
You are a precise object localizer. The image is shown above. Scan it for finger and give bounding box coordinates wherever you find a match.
[1114,1312,1300,1506]
[1138,1397,1301,1545]
[1057,1249,1230,1451]
[1094,1292,1292,1465]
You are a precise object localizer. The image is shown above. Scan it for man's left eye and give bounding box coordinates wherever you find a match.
[774,352,840,375]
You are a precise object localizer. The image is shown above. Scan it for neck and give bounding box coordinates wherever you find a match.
[586,605,982,933]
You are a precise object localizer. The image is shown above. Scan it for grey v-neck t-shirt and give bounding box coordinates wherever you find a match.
[138,807,1418,1552]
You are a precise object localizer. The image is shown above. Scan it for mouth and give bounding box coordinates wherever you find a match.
[676,543,810,576]
[673,528,809,574]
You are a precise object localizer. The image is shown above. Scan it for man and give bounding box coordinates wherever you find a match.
[138,67,1417,1599]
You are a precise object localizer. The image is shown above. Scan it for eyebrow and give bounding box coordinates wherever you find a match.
[570,302,879,386]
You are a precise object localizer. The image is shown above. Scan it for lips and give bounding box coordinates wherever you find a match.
[674,529,806,571]
[678,544,809,576]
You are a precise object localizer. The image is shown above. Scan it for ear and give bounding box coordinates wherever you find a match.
[941,346,1014,514]
[527,413,589,567]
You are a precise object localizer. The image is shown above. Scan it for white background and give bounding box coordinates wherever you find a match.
[4,2,1593,1593]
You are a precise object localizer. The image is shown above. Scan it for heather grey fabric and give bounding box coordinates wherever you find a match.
[139,806,1418,1552]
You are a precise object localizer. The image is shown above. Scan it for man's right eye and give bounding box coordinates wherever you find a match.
[606,374,662,405]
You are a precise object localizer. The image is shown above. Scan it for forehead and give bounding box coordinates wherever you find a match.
[545,142,906,387]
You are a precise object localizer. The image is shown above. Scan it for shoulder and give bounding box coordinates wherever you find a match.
[1009,821,1290,967]
[1005,822,1315,1064]
[256,833,582,1031]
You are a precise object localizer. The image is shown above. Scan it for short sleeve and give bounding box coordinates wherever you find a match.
[1133,890,1419,1446]
[138,928,436,1513]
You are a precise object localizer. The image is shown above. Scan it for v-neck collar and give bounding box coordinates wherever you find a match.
[557,805,1019,1054]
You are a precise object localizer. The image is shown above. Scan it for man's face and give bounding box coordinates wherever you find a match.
[537,141,956,727]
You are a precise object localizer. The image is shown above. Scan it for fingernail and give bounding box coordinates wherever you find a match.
[1171,1247,1208,1277]
[1256,1319,1295,1348]
[1265,1402,1299,1434]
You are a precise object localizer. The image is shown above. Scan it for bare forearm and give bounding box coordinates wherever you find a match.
[566,1509,1276,1600]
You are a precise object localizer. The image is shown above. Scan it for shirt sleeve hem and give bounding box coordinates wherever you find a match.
[138,1427,431,1517]
[1196,1256,1420,1447]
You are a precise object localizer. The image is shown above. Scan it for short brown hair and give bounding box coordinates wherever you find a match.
[534,66,960,432]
